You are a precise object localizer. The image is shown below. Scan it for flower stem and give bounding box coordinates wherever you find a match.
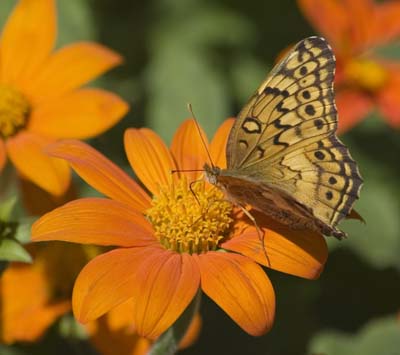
[147,290,202,355]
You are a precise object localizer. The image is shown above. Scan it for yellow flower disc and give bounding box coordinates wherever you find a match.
[345,58,388,92]
[0,84,30,138]
[146,178,233,254]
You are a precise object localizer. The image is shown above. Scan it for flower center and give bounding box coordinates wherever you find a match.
[0,84,30,139]
[146,178,233,254]
[344,58,388,92]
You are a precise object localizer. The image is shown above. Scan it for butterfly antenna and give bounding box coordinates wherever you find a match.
[187,103,215,168]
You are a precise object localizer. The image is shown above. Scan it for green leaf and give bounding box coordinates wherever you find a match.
[150,5,254,50]
[14,217,36,244]
[375,43,400,60]
[230,55,269,104]
[0,238,32,263]
[148,290,201,355]
[146,43,230,142]
[0,345,26,355]
[0,0,14,28]
[58,314,88,340]
[57,0,96,47]
[309,316,400,355]
[146,4,255,142]
[0,195,17,220]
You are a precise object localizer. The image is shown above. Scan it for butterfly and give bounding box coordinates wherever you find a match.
[204,36,363,239]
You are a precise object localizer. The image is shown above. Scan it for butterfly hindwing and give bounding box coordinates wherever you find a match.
[279,135,363,230]
[220,36,362,237]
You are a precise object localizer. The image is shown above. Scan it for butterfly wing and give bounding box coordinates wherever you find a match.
[224,36,363,236]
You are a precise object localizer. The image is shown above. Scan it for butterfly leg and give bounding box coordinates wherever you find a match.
[189,179,203,206]
[237,205,270,267]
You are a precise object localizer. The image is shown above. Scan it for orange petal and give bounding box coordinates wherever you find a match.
[28,88,128,139]
[222,214,328,280]
[101,298,136,331]
[0,0,56,85]
[124,128,177,196]
[297,0,349,49]
[342,0,374,51]
[6,131,70,196]
[179,313,202,350]
[195,252,275,336]
[25,42,123,103]
[87,300,151,355]
[170,119,209,182]
[209,118,234,169]
[46,139,151,212]
[336,89,373,133]
[1,261,70,343]
[73,247,153,323]
[32,198,156,247]
[132,251,200,339]
[377,68,400,127]
[373,1,400,46]
[0,139,6,172]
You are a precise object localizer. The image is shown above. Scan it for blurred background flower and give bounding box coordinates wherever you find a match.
[0,0,127,199]
[0,0,400,354]
[299,0,400,132]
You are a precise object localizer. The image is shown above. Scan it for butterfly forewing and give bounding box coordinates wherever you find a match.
[227,36,337,168]
[221,36,362,237]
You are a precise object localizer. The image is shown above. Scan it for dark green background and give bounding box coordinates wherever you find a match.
[0,0,399,354]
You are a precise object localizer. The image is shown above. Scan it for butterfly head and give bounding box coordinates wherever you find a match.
[203,163,221,186]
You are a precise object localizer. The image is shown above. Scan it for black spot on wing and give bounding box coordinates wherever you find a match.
[314,119,324,129]
[264,86,289,98]
[329,176,337,185]
[300,66,308,75]
[305,104,316,115]
[302,90,311,99]
[314,151,325,160]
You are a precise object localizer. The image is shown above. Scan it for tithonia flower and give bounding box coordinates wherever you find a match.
[0,0,128,196]
[0,242,90,343]
[87,299,201,355]
[0,242,199,352]
[299,0,400,132]
[31,119,328,338]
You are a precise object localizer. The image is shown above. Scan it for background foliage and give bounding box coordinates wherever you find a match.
[0,0,399,354]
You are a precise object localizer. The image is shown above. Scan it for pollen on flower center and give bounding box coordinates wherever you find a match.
[0,84,30,139]
[345,58,388,92]
[146,177,233,254]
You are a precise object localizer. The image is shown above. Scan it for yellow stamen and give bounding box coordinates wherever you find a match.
[146,177,233,254]
[345,58,388,92]
[0,85,30,138]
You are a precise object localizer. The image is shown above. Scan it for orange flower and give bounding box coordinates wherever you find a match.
[0,0,128,196]
[1,242,198,352]
[299,0,400,132]
[87,299,201,355]
[0,242,90,343]
[31,119,327,339]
